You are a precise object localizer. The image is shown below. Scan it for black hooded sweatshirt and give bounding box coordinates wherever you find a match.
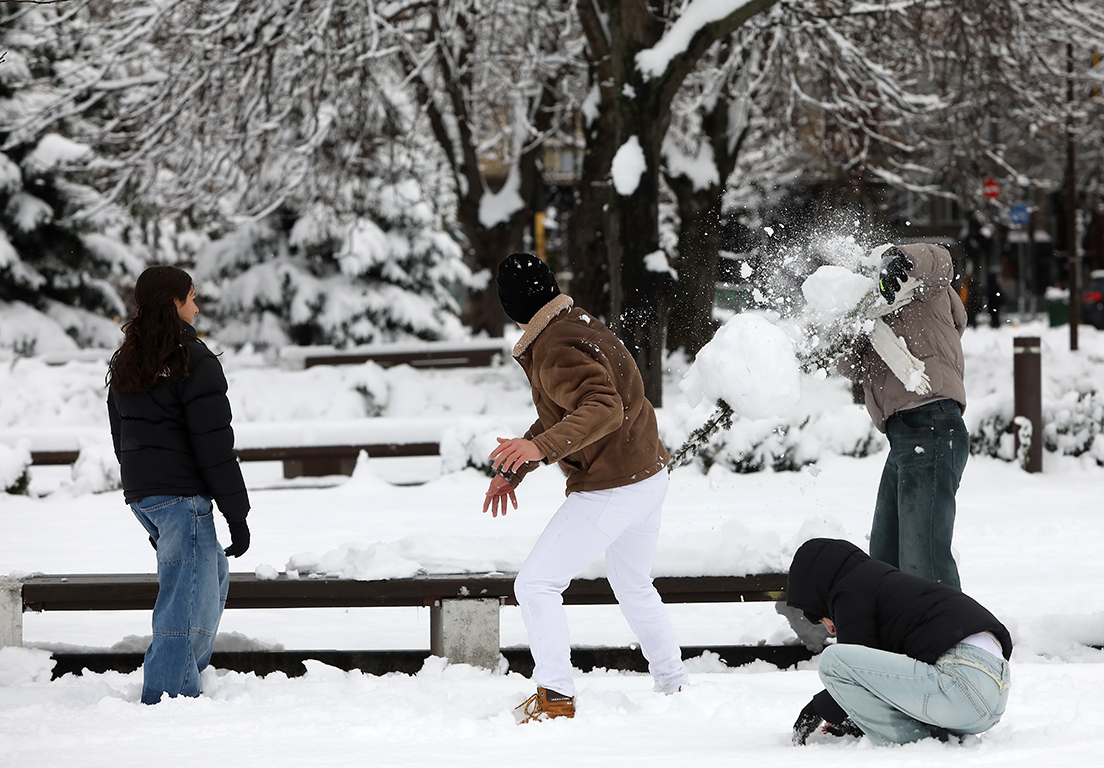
[108,324,249,524]
[786,538,1012,724]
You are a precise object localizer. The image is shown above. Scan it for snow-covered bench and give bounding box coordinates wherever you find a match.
[1,572,789,670]
[278,338,513,370]
[8,415,528,477]
[26,440,441,477]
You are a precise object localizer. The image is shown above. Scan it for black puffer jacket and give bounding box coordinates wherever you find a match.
[108,326,249,523]
[787,538,1012,723]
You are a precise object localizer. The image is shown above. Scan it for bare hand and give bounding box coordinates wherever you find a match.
[483,474,517,517]
[489,437,545,474]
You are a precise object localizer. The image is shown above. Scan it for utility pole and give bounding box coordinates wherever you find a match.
[1066,43,1081,351]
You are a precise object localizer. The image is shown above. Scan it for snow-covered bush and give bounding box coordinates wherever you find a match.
[439,419,532,478]
[68,442,121,495]
[1044,391,1104,460]
[0,442,31,494]
[668,368,884,475]
[692,399,883,474]
[971,391,1104,466]
[969,412,1018,461]
[964,328,1104,466]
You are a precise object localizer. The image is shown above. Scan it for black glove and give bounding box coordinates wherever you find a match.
[792,700,823,746]
[878,247,914,304]
[148,535,157,551]
[224,520,250,558]
[824,717,865,739]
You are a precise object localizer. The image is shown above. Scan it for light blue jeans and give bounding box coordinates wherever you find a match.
[819,642,1011,745]
[131,495,229,705]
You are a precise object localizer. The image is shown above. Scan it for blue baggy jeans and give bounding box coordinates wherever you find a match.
[131,495,229,705]
[870,399,968,588]
[819,642,1011,745]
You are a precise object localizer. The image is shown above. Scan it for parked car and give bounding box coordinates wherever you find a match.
[1083,270,1104,329]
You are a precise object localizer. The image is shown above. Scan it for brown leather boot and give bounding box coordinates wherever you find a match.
[516,687,575,723]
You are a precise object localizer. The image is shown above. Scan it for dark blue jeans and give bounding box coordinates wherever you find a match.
[869,399,968,588]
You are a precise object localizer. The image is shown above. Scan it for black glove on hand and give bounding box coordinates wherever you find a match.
[148,535,157,551]
[224,520,250,558]
[792,700,823,746]
[878,246,914,304]
[825,716,865,739]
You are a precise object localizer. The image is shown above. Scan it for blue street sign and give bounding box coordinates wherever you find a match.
[1009,204,1030,228]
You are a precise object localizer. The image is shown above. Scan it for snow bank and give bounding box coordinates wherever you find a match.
[0,647,55,685]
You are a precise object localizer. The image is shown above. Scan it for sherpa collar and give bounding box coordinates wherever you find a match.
[513,294,574,357]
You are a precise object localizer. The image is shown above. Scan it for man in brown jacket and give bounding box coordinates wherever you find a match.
[840,243,969,589]
[484,253,687,723]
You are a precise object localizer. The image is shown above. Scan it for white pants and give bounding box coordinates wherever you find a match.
[514,471,687,696]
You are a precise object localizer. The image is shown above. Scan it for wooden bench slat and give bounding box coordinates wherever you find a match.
[234,444,440,461]
[29,451,82,465]
[21,573,788,612]
[303,347,504,369]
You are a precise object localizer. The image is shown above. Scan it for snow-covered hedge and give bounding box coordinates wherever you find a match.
[970,389,1104,465]
[0,442,31,494]
[670,321,1104,474]
[664,373,884,474]
[963,325,1104,466]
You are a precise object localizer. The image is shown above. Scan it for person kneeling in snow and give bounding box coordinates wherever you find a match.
[787,538,1011,746]
[483,253,688,723]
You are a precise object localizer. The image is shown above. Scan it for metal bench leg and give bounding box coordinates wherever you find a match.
[430,598,500,669]
[0,579,23,648]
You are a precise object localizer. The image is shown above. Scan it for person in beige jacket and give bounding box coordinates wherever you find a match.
[840,243,968,589]
[484,253,687,723]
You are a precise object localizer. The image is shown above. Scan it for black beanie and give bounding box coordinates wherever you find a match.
[496,253,561,324]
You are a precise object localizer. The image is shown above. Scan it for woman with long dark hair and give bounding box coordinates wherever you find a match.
[107,265,250,705]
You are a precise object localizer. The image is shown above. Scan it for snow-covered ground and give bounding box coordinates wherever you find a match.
[1,320,1103,766]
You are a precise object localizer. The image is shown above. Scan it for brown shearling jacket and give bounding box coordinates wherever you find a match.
[509,294,669,494]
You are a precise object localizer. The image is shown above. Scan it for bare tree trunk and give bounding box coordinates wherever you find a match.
[609,110,671,405]
[460,217,530,336]
[665,55,750,357]
[570,133,614,319]
[571,4,618,320]
[577,0,778,406]
[666,183,722,356]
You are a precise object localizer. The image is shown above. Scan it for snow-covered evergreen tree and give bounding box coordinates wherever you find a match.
[0,3,145,353]
[2,0,477,349]
[193,178,471,349]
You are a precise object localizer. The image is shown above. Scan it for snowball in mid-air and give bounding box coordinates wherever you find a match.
[801,265,875,320]
[680,313,801,419]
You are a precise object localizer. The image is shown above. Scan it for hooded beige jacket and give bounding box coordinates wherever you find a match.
[509,294,669,494]
[842,243,968,432]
